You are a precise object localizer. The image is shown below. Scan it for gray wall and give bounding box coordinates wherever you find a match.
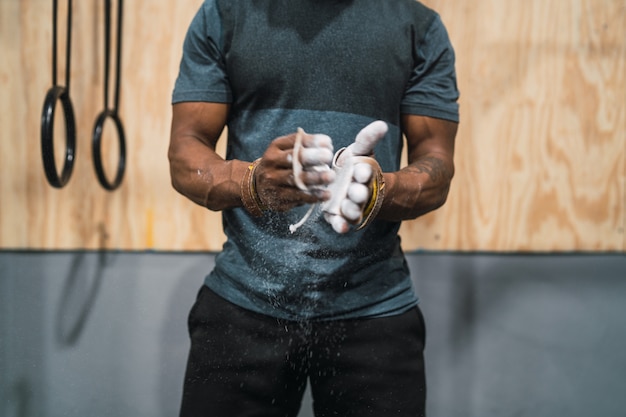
[1,251,625,417]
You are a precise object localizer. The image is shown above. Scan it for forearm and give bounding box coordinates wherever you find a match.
[378,153,454,221]
[169,134,249,211]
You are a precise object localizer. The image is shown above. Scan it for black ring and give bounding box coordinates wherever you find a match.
[40,85,77,188]
[92,109,126,191]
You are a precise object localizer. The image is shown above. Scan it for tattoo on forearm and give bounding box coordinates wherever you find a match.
[408,157,450,183]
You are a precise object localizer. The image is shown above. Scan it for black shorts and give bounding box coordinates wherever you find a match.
[179,286,427,417]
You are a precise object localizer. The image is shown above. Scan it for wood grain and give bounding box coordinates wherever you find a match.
[402,0,626,251]
[1,0,624,251]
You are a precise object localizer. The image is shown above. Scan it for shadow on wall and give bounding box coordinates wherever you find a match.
[1,255,46,417]
[410,253,626,417]
[55,252,108,346]
[4,377,33,417]
[0,250,136,417]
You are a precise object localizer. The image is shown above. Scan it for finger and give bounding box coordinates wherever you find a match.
[325,213,350,234]
[300,168,336,187]
[300,147,334,167]
[352,163,372,184]
[268,134,301,169]
[341,199,362,222]
[260,184,324,212]
[272,134,298,150]
[350,120,388,156]
[309,187,332,201]
[267,147,296,169]
[301,133,333,150]
[291,129,308,189]
[278,169,332,201]
[347,183,369,205]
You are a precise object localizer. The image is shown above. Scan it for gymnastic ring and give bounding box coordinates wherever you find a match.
[40,85,77,188]
[92,109,126,191]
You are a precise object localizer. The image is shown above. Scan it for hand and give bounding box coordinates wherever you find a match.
[323,121,388,233]
[254,130,335,212]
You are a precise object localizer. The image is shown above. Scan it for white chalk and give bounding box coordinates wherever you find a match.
[300,148,334,166]
[347,183,369,204]
[325,213,349,234]
[352,163,372,184]
[341,199,362,222]
[349,120,388,156]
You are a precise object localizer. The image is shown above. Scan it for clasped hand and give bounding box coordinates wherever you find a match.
[253,121,388,233]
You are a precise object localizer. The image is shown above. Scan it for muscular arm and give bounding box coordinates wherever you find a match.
[378,114,458,221]
[168,101,334,213]
[168,102,249,211]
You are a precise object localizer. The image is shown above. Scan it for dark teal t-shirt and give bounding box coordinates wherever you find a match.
[173,0,459,321]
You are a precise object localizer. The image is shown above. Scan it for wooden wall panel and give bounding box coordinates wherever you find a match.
[0,0,226,251]
[403,0,625,251]
[0,0,624,252]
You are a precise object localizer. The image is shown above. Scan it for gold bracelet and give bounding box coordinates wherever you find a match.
[240,158,267,217]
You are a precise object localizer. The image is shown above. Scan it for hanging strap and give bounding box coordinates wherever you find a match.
[92,0,126,191]
[40,0,76,188]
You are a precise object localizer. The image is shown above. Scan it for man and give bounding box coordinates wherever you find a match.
[169,0,459,416]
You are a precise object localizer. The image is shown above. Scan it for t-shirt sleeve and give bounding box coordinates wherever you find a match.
[172,0,232,104]
[401,14,460,123]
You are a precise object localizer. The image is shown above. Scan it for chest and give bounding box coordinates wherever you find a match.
[220,0,418,118]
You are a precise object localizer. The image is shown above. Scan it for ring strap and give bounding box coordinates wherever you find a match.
[40,0,76,188]
[92,0,126,191]
[92,110,126,191]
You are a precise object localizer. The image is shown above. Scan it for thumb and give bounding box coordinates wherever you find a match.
[348,120,388,156]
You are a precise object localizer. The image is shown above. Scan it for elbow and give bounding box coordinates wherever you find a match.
[430,184,451,212]
[431,162,454,209]
[168,150,209,209]
[168,148,185,195]
[169,172,185,196]
[435,168,454,208]
[430,170,454,212]
[168,165,195,204]
[412,171,453,218]
[416,186,449,217]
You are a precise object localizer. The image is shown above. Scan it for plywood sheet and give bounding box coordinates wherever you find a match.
[0,0,624,251]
